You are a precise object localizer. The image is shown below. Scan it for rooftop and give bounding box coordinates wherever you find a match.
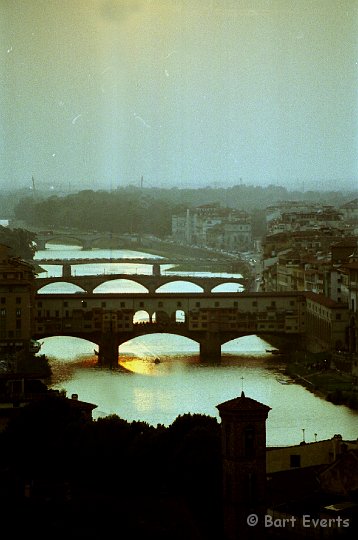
[216,391,271,414]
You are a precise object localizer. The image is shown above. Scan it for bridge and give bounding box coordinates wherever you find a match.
[34,255,238,269]
[33,290,305,367]
[34,272,249,294]
[34,231,128,251]
[36,257,174,266]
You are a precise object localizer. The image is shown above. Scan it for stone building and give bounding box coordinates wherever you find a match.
[0,244,37,356]
[217,392,271,540]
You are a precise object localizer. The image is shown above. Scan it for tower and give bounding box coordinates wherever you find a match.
[217,392,271,540]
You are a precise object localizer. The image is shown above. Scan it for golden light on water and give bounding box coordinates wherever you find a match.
[119,357,164,376]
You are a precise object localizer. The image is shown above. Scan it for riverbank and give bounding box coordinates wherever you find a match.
[285,351,358,410]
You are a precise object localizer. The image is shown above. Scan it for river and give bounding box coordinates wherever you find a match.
[34,244,358,447]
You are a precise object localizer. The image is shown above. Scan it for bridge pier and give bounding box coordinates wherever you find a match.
[200,333,222,361]
[97,334,119,368]
[62,263,72,278]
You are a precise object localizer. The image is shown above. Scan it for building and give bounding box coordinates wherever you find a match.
[217,392,271,540]
[340,199,358,223]
[267,434,358,474]
[304,291,350,352]
[171,204,252,250]
[217,394,358,539]
[0,244,37,356]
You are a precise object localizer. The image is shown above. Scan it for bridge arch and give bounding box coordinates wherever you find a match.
[94,279,149,293]
[155,280,204,293]
[38,335,98,359]
[133,310,151,324]
[37,282,86,294]
[211,282,245,293]
[42,235,84,248]
[118,332,199,355]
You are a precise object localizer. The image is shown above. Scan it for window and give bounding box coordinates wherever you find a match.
[196,302,201,307]
[16,309,21,317]
[0,297,5,304]
[290,454,301,468]
[244,425,255,457]
[0,308,6,317]
[16,297,21,304]
[101,302,106,308]
[252,301,257,307]
[177,301,182,307]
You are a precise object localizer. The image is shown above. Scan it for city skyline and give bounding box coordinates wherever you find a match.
[1,0,357,192]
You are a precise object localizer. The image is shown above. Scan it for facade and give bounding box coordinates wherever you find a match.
[267,434,358,474]
[340,198,358,223]
[0,244,37,355]
[171,203,252,250]
[304,292,350,352]
[339,259,358,354]
[265,202,344,234]
[217,392,271,540]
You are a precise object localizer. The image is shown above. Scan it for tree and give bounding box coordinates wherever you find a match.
[0,225,36,260]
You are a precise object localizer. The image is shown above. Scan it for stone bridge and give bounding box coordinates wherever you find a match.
[34,273,249,294]
[33,290,305,366]
[34,232,126,250]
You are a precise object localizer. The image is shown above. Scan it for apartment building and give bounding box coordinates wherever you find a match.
[0,244,36,354]
[171,203,252,250]
[265,202,344,234]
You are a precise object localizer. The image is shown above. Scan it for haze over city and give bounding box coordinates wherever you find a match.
[1,0,357,192]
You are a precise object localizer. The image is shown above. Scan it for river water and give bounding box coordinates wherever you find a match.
[34,244,358,447]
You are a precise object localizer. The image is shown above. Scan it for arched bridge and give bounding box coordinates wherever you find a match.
[34,273,249,294]
[33,290,305,366]
[34,231,126,250]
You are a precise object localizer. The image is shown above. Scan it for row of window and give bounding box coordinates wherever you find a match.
[0,273,24,280]
[36,299,297,310]
[0,308,22,317]
[1,297,22,304]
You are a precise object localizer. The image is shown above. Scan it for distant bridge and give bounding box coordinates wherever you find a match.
[34,231,128,251]
[34,272,248,294]
[35,257,193,267]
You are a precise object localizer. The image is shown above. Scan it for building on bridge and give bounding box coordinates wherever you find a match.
[33,291,307,365]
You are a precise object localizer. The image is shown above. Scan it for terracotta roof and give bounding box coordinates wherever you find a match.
[216,392,271,414]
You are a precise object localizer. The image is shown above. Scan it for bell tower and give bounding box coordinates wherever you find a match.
[217,392,271,540]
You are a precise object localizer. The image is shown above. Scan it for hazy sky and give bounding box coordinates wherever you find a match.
[1,0,357,191]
